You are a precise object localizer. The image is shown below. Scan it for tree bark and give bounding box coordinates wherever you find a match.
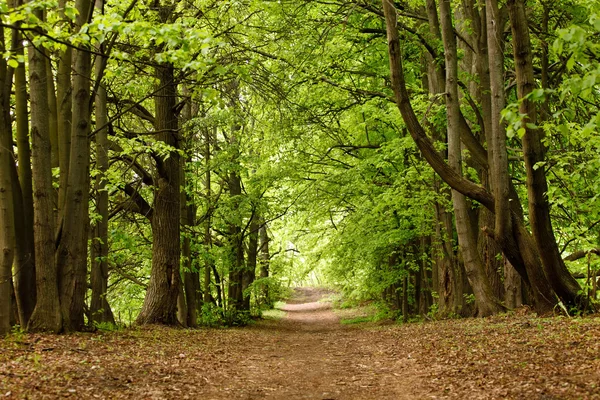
[382,0,556,313]
[439,0,504,316]
[507,0,581,306]
[243,215,260,311]
[57,0,73,217]
[136,8,181,323]
[181,165,199,327]
[26,11,62,332]
[202,127,213,306]
[56,0,93,331]
[90,0,115,326]
[258,223,271,306]
[0,25,16,335]
[10,9,36,327]
[227,170,245,311]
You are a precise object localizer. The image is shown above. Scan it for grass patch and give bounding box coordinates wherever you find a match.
[341,315,374,325]
[262,308,286,320]
[336,303,382,325]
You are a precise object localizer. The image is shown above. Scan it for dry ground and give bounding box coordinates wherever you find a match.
[1,287,600,399]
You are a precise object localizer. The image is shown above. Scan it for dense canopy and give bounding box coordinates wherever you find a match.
[0,0,599,334]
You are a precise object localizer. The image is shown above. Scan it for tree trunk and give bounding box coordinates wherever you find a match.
[258,223,271,306]
[26,11,62,332]
[507,0,581,306]
[181,168,199,327]
[90,0,115,326]
[226,79,245,313]
[57,0,73,217]
[382,0,556,313]
[136,12,181,323]
[244,216,260,311]
[0,26,16,335]
[10,11,36,327]
[56,0,93,331]
[504,259,522,308]
[203,127,213,306]
[227,171,244,312]
[402,274,409,322]
[46,58,59,169]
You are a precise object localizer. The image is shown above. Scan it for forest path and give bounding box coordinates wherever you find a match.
[233,286,422,399]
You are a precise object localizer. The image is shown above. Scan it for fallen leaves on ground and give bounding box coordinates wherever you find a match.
[1,289,599,399]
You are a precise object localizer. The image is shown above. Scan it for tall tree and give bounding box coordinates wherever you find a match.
[55,0,94,331]
[26,7,62,333]
[136,3,181,325]
[439,0,504,316]
[0,25,16,335]
[11,18,36,329]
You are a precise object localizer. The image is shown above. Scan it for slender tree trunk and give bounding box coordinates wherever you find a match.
[90,0,115,326]
[10,10,36,327]
[0,26,16,335]
[258,223,270,306]
[226,79,245,313]
[227,170,244,311]
[402,274,409,322]
[181,168,199,327]
[180,92,199,327]
[485,0,511,246]
[177,282,187,327]
[56,0,93,331]
[243,216,260,311]
[26,10,62,332]
[57,0,73,217]
[203,127,213,305]
[47,58,59,169]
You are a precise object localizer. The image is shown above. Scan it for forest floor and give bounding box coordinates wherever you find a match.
[1,288,600,399]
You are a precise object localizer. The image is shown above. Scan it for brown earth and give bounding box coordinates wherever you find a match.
[1,287,600,399]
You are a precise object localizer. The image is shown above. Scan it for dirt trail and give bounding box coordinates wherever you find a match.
[0,287,422,399]
[235,287,422,399]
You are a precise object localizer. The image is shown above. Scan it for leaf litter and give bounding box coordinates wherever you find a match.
[1,288,599,399]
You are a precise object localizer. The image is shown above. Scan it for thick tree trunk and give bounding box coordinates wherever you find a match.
[504,259,522,308]
[136,41,181,324]
[434,201,462,315]
[507,0,581,306]
[26,13,62,332]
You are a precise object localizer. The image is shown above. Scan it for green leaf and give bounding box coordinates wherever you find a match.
[7,58,19,69]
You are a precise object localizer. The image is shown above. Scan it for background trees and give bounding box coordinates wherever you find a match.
[0,0,598,332]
